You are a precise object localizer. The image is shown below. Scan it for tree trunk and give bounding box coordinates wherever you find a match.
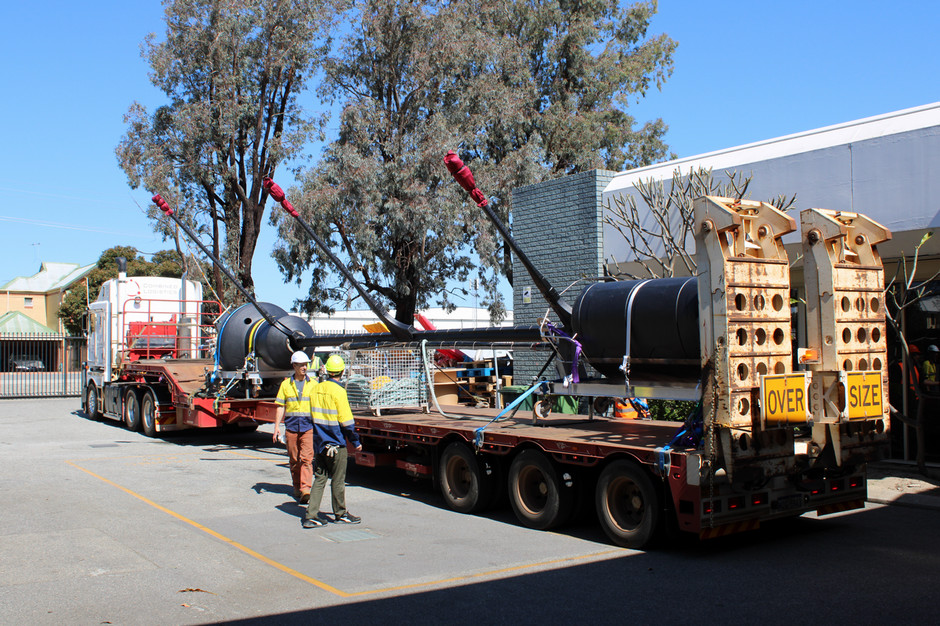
[237,197,264,300]
[393,285,418,326]
[212,209,224,301]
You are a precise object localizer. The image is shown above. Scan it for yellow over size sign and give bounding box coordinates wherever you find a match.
[761,373,810,424]
[845,372,884,419]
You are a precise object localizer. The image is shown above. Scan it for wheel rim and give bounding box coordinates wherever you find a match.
[445,456,472,500]
[126,394,138,427]
[605,476,646,531]
[87,386,97,414]
[143,395,155,432]
[516,465,549,515]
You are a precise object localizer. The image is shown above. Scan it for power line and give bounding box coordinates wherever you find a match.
[0,215,144,237]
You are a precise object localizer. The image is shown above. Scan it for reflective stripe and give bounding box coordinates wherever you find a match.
[276,377,316,412]
[310,377,359,451]
[277,377,317,433]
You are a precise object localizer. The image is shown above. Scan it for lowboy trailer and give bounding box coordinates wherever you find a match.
[83,160,891,549]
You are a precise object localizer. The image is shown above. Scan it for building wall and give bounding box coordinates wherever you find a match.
[1,290,50,329]
[602,109,940,264]
[44,292,64,332]
[509,106,939,459]
[511,169,616,384]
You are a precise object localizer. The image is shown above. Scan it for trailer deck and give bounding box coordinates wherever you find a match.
[353,406,683,466]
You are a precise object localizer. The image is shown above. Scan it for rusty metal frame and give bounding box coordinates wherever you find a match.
[800,208,891,465]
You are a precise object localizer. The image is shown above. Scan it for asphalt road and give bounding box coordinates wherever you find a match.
[1,398,938,624]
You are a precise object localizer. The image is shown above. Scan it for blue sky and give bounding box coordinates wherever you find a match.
[0,1,937,311]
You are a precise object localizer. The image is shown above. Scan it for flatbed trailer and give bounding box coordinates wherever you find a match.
[82,275,287,436]
[346,401,868,548]
[82,196,891,550]
[84,356,281,436]
[339,198,890,548]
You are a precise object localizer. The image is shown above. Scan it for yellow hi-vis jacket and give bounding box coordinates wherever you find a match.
[311,378,360,453]
[275,375,316,432]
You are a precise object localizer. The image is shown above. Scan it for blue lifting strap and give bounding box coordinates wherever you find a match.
[474,380,549,450]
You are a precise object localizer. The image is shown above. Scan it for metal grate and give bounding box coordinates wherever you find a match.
[342,349,427,412]
[0,333,86,398]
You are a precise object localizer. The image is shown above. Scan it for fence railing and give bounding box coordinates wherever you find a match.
[0,333,86,398]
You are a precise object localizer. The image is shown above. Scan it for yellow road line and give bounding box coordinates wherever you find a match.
[66,459,348,597]
[66,457,622,598]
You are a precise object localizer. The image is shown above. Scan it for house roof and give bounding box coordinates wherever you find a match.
[0,262,96,293]
[0,311,57,334]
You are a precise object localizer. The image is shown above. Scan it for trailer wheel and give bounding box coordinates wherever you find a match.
[595,460,661,549]
[84,383,101,420]
[124,388,142,432]
[141,390,157,438]
[438,441,496,514]
[508,449,574,530]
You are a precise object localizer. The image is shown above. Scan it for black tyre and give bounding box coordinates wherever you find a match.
[592,397,612,416]
[438,441,497,514]
[508,449,574,530]
[124,388,142,432]
[532,399,551,421]
[141,390,158,438]
[84,383,101,420]
[595,460,661,549]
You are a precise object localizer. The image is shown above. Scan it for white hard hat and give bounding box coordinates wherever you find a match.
[290,351,311,364]
[929,345,939,353]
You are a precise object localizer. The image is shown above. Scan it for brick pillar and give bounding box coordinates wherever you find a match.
[511,170,617,384]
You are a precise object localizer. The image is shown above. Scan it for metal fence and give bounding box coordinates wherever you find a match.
[0,333,86,398]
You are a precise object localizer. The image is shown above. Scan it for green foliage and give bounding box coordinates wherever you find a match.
[116,0,336,303]
[58,247,188,335]
[647,399,696,422]
[273,0,676,323]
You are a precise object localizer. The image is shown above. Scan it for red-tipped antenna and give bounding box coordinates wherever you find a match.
[150,193,301,342]
[444,151,573,329]
[152,194,173,216]
[444,151,488,207]
[263,177,413,342]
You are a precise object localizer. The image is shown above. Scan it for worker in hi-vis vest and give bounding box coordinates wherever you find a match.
[303,354,363,527]
[274,351,320,503]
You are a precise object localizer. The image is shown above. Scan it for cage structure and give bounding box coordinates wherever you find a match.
[342,348,428,415]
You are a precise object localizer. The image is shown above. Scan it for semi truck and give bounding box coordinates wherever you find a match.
[82,264,305,437]
[82,164,891,550]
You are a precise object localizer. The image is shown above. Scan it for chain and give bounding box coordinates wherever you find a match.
[705,338,723,531]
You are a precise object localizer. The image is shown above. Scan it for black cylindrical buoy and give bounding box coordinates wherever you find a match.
[215,303,314,370]
[255,313,314,370]
[571,277,699,378]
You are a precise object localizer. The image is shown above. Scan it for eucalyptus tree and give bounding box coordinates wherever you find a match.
[117,0,335,302]
[274,0,676,324]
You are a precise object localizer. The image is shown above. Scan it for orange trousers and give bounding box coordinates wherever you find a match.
[285,430,314,495]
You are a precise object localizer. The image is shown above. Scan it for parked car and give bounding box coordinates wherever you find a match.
[9,355,45,372]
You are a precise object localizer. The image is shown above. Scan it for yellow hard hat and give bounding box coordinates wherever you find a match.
[325,354,345,374]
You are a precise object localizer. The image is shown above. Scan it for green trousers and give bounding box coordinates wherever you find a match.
[305,446,348,520]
